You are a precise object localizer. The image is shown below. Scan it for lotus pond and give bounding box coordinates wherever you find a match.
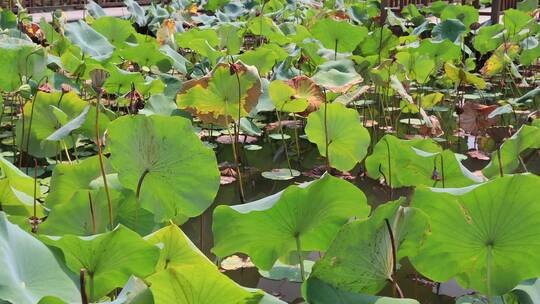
[1,0,540,303]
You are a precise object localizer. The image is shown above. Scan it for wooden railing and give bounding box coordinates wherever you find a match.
[0,0,529,21]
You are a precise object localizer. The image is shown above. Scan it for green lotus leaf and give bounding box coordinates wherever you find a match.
[146,225,270,304]
[482,125,540,178]
[0,37,47,92]
[0,9,17,29]
[124,0,147,27]
[440,4,478,29]
[41,186,155,236]
[177,62,261,125]
[410,174,540,296]
[102,66,165,95]
[473,24,505,54]
[107,115,220,222]
[311,60,363,93]
[176,28,220,55]
[41,225,159,301]
[311,18,368,54]
[212,174,370,270]
[91,16,136,46]
[0,212,80,304]
[268,80,308,113]
[305,277,420,304]
[503,9,532,36]
[310,198,429,295]
[239,43,288,75]
[444,62,486,89]
[247,16,289,45]
[513,278,540,303]
[86,0,106,18]
[305,102,370,172]
[65,20,114,60]
[520,36,540,66]
[139,94,177,116]
[413,39,461,64]
[365,135,482,188]
[432,19,466,44]
[0,156,44,217]
[101,276,153,304]
[116,40,172,73]
[16,91,110,158]
[359,27,398,58]
[45,155,112,207]
[217,24,242,55]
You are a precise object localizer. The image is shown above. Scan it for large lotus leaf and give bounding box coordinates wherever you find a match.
[413,39,461,64]
[177,62,261,125]
[102,66,165,95]
[432,19,466,44]
[410,174,540,295]
[520,36,540,66]
[91,16,136,46]
[503,9,532,36]
[440,4,478,29]
[41,225,159,301]
[41,186,155,236]
[139,94,177,116]
[0,212,80,304]
[366,135,481,188]
[305,103,370,172]
[45,156,111,207]
[239,43,288,75]
[124,0,147,27]
[160,45,189,74]
[107,115,220,222]
[212,174,370,270]
[116,40,172,72]
[309,199,429,295]
[146,225,270,304]
[482,125,540,178]
[268,80,308,113]
[311,18,368,54]
[311,60,362,93]
[16,92,110,158]
[473,24,505,54]
[64,20,114,60]
[359,27,398,58]
[366,135,441,188]
[246,16,289,45]
[305,277,420,304]
[444,63,486,89]
[217,24,242,55]
[101,276,153,304]
[0,156,44,217]
[0,37,47,92]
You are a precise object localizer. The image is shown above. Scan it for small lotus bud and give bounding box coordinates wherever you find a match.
[61,83,72,93]
[18,84,32,99]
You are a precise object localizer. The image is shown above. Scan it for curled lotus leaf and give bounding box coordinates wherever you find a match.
[177,61,262,125]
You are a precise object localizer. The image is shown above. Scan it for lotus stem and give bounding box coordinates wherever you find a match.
[295,233,305,282]
[135,168,150,228]
[333,39,338,61]
[384,137,393,200]
[231,66,246,203]
[292,114,301,162]
[80,268,88,304]
[487,244,493,304]
[497,145,504,177]
[385,218,403,298]
[62,140,72,164]
[87,192,96,235]
[95,91,114,230]
[275,109,293,176]
[323,90,330,171]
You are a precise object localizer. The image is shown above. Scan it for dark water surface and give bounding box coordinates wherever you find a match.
[180,129,540,303]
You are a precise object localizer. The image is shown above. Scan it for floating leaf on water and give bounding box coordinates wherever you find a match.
[261,168,300,180]
[268,133,291,140]
[244,144,263,151]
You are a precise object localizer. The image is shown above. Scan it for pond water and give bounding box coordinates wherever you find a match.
[180,125,540,303]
